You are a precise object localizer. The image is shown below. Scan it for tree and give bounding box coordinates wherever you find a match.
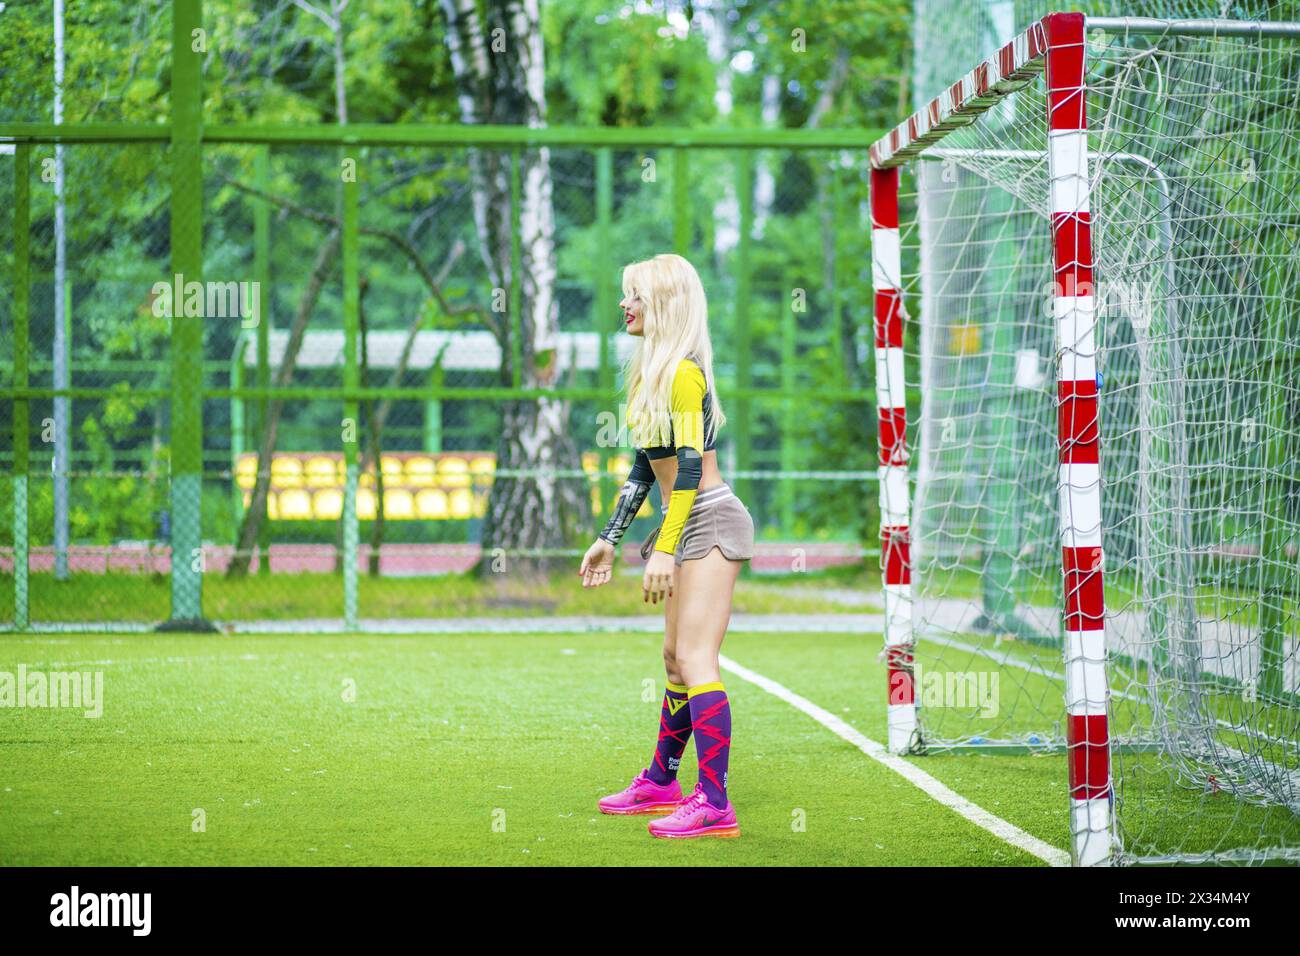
[227,0,355,577]
[438,0,588,572]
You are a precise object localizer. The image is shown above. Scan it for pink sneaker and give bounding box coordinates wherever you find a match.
[647,783,740,839]
[598,769,683,815]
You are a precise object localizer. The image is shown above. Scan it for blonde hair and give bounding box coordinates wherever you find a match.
[622,254,725,448]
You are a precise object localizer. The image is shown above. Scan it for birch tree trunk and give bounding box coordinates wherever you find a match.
[439,0,588,574]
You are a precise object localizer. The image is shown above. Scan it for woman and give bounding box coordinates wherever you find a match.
[578,253,754,840]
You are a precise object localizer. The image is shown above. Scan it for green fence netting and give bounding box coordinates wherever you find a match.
[2,129,888,630]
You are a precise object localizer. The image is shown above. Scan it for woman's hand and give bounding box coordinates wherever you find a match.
[642,550,676,604]
[579,538,616,588]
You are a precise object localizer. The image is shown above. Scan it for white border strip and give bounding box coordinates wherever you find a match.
[719,652,1070,866]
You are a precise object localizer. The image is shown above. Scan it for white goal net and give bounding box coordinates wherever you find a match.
[876,14,1300,864]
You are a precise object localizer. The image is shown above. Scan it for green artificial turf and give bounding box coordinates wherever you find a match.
[0,629,1049,866]
[1,628,1293,866]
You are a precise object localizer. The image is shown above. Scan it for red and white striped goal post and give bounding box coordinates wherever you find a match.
[869,11,1107,867]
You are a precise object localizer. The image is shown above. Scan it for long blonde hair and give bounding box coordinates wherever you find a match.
[622,254,725,448]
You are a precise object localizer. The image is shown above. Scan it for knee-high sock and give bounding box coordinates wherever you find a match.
[647,682,692,785]
[688,682,731,808]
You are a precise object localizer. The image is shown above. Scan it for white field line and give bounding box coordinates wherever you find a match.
[719,652,1070,867]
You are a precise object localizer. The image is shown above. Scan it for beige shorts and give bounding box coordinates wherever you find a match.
[639,484,755,567]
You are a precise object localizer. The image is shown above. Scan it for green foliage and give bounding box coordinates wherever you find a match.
[545,0,719,127]
[1,0,908,555]
[70,414,166,544]
[749,0,912,128]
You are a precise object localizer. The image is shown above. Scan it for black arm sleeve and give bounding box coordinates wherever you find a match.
[672,446,703,491]
[598,449,655,545]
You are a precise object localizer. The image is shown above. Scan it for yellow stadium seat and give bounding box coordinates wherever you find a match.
[470,456,495,491]
[406,457,436,487]
[439,456,470,489]
[384,489,414,519]
[449,487,473,519]
[357,488,377,520]
[415,488,449,519]
[305,456,340,488]
[381,455,404,480]
[235,455,258,491]
[267,493,279,520]
[271,456,303,489]
[279,488,312,520]
[314,488,343,520]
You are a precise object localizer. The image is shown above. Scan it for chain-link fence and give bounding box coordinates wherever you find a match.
[2,126,888,630]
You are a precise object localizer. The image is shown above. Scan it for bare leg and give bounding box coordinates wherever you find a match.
[647,546,745,827]
[637,586,692,787]
[663,587,684,686]
[673,547,744,687]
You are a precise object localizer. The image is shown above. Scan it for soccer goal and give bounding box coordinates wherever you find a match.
[872,13,1300,865]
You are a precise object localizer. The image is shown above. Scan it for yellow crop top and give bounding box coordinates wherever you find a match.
[647,360,709,554]
[597,359,714,555]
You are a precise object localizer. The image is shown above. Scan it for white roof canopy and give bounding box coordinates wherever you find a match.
[238,329,636,371]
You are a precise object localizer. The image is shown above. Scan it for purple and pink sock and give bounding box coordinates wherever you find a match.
[646,682,692,785]
[688,682,732,808]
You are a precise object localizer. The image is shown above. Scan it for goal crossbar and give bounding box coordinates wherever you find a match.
[871,16,1300,169]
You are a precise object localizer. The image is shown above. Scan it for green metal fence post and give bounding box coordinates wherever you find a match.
[57,279,71,583]
[596,147,614,512]
[734,152,754,510]
[254,145,272,575]
[510,148,523,390]
[673,148,690,255]
[164,0,209,630]
[425,365,444,453]
[780,290,796,533]
[230,335,247,528]
[342,160,360,631]
[828,160,844,383]
[13,144,31,632]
